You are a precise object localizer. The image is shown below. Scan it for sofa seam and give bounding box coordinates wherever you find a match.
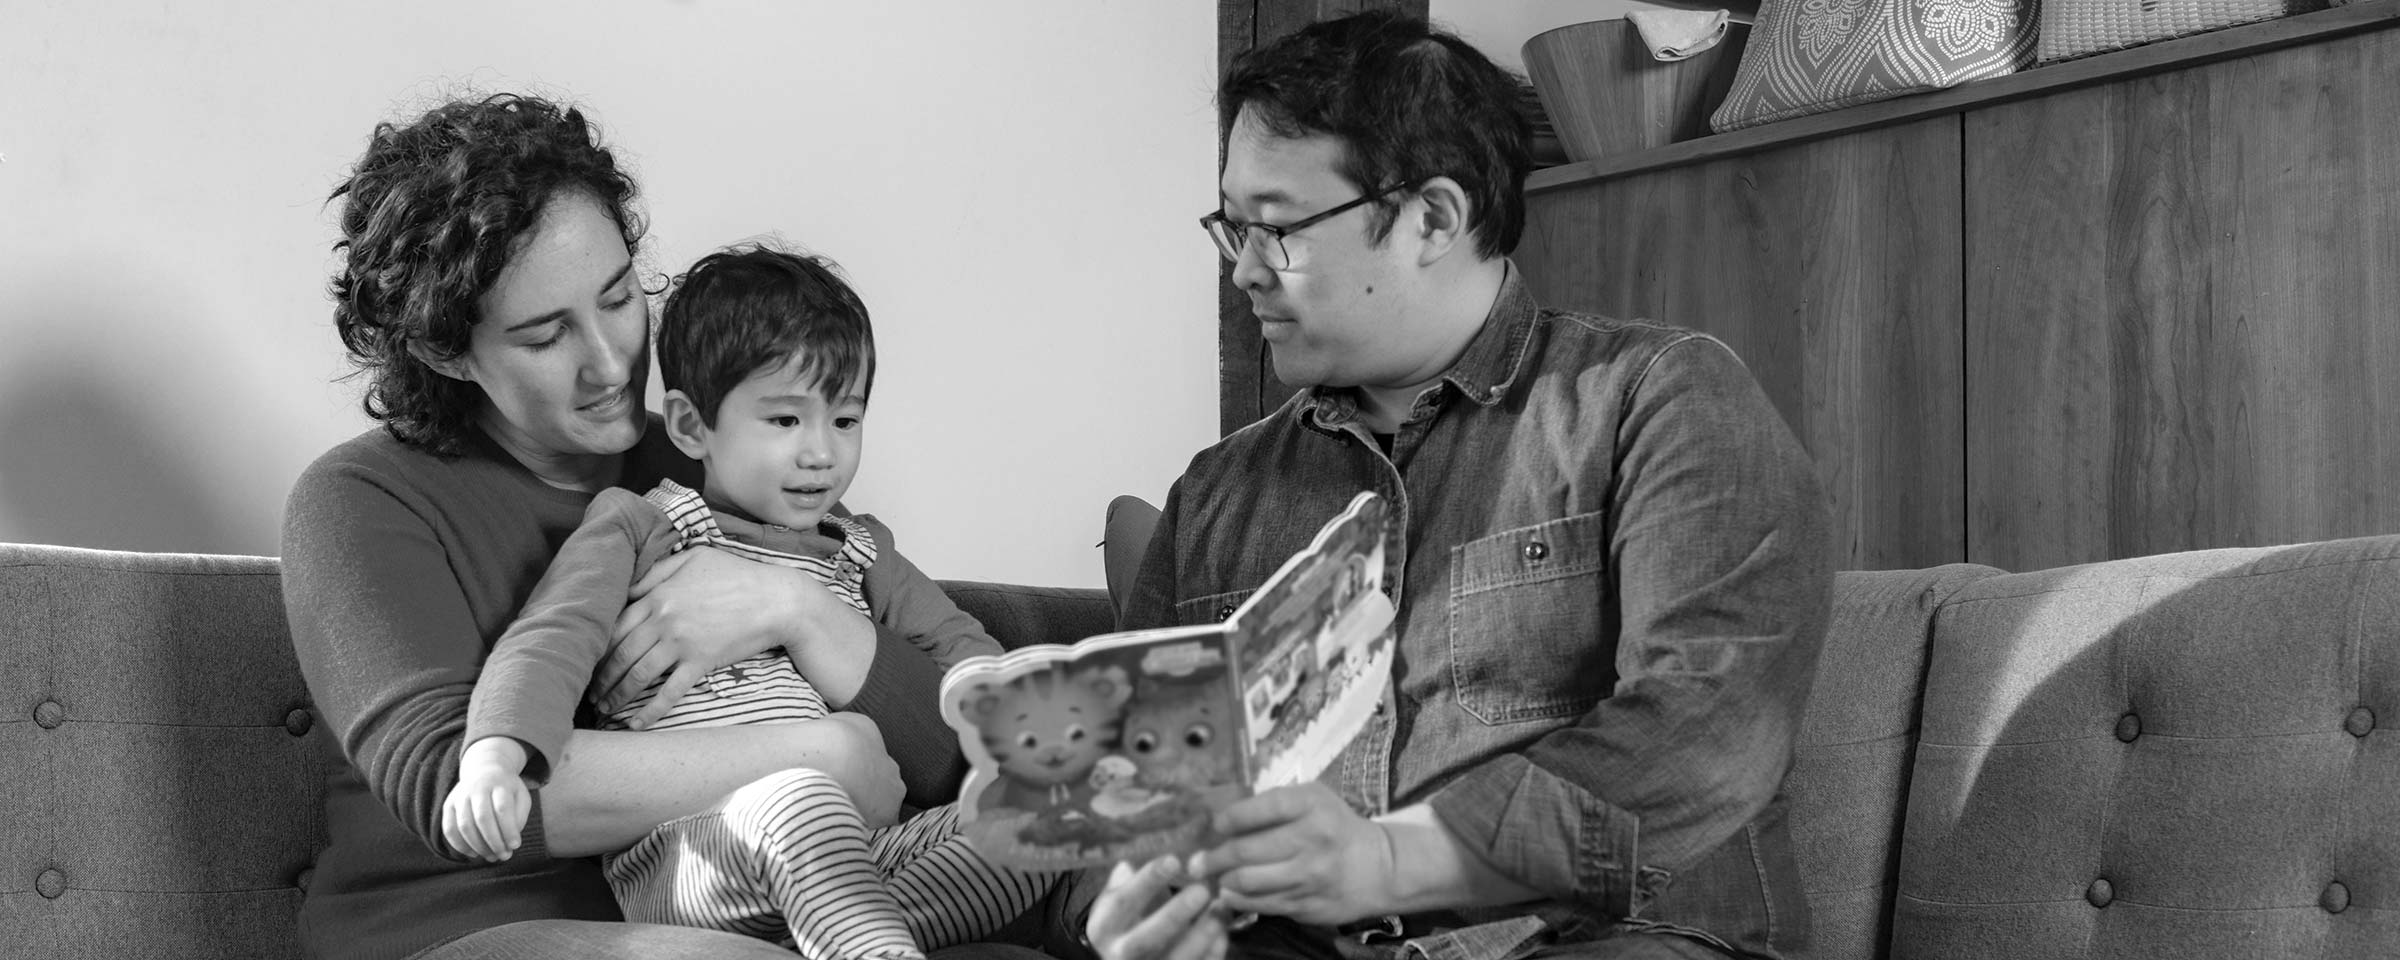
[1883,568,1994,957]
[1942,551,2400,606]
[1915,727,2356,747]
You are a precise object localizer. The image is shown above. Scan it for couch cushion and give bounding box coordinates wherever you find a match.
[1797,564,2003,960]
[1102,495,1163,627]
[0,543,325,960]
[1896,537,2400,959]
[940,580,1114,652]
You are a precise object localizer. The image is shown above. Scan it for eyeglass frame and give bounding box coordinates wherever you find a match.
[1200,180,1415,268]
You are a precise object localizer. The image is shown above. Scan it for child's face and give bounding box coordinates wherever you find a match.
[688,356,866,531]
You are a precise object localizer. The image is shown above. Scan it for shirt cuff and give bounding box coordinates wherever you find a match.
[1422,752,1641,916]
[841,623,971,807]
[514,786,558,863]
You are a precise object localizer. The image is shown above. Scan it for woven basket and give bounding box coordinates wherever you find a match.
[2039,0,2328,62]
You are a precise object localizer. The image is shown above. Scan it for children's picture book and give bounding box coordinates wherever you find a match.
[940,491,1396,870]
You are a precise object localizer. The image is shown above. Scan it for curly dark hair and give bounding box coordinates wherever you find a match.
[1219,11,1530,259]
[326,93,647,456]
[658,243,876,427]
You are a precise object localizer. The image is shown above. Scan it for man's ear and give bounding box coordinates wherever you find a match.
[406,340,472,382]
[1410,175,1473,267]
[662,389,712,460]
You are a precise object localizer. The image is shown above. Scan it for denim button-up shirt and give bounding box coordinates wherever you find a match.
[1122,265,1832,960]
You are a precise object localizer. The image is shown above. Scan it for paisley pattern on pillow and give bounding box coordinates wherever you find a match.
[1713,0,2036,132]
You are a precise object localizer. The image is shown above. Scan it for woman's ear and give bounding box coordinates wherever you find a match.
[1411,176,1473,267]
[662,389,712,461]
[406,340,472,382]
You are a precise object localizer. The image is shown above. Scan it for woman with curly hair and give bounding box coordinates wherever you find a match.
[282,94,1051,960]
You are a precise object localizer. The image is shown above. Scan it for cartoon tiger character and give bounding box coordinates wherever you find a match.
[1123,676,1237,792]
[957,665,1132,815]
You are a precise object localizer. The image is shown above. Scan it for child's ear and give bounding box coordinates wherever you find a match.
[406,340,472,382]
[662,389,712,460]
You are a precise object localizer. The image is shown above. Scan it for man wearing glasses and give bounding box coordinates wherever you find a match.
[1089,11,1833,960]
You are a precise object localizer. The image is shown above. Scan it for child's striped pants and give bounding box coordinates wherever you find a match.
[606,767,1055,960]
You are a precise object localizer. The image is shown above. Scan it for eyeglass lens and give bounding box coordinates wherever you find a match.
[1210,220,1287,269]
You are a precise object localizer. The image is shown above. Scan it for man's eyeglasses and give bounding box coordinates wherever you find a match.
[1200,182,1411,270]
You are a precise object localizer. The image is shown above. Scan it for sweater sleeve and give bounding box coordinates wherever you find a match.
[465,489,670,782]
[854,514,1004,669]
[847,514,1003,806]
[281,453,564,864]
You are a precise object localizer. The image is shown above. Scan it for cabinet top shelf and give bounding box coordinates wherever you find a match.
[1525,0,2400,196]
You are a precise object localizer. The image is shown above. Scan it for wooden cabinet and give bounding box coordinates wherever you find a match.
[1507,2,2400,571]
[1964,28,2400,571]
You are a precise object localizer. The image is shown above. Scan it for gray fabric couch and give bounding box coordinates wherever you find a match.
[4,535,2394,958]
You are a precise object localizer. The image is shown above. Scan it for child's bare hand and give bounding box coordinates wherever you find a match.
[443,738,532,862]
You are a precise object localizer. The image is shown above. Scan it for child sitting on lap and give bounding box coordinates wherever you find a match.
[441,243,1053,960]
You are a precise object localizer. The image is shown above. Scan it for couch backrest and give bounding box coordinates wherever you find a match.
[1791,564,2003,960]
[1,543,326,960]
[1894,536,2400,959]
[0,538,1115,960]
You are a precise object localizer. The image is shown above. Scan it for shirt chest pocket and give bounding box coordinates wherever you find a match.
[1447,510,1610,725]
[1174,588,1257,628]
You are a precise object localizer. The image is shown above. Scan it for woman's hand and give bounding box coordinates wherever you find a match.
[1088,856,1229,960]
[601,545,877,727]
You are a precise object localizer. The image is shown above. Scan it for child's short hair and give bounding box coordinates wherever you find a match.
[658,243,876,425]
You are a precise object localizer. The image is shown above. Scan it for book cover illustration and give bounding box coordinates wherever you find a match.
[940,491,1396,870]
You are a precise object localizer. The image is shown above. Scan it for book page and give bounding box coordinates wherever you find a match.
[1221,491,1395,789]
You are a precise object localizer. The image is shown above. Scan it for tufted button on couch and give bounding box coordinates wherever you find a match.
[1794,542,2400,958]
[6,532,2398,959]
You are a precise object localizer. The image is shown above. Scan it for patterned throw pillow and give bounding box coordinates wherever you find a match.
[1711,0,2038,132]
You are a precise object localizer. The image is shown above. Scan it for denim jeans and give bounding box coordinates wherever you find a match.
[1226,917,1734,960]
[418,920,1064,960]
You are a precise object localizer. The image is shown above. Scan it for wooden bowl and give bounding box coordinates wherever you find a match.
[1522,18,1750,162]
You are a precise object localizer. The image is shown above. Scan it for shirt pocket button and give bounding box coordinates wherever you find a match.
[1522,541,1549,562]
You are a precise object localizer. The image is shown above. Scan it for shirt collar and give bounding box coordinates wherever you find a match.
[1296,260,1539,432]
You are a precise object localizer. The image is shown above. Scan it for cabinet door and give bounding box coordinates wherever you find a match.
[1965,31,2400,572]
[1516,118,1967,570]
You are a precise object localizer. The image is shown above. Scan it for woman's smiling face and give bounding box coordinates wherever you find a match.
[445,189,651,474]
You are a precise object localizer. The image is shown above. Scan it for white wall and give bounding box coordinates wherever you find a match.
[0,0,1218,588]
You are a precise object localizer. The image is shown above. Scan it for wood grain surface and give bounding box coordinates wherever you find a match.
[1517,118,1968,570]
[1527,0,2400,196]
[1965,28,2400,571]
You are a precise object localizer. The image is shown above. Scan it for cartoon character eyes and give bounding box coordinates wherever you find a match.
[1016,731,1039,750]
[1129,724,1214,754]
[1066,724,1088,743]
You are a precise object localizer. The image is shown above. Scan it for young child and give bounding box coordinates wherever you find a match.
[440,244,1052,960]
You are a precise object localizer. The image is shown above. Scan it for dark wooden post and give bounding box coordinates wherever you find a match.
[1214,0,1429,437]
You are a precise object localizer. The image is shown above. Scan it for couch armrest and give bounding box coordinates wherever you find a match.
[937,580,1114,652]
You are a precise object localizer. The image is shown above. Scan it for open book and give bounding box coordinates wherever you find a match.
[940,491,1396,870]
